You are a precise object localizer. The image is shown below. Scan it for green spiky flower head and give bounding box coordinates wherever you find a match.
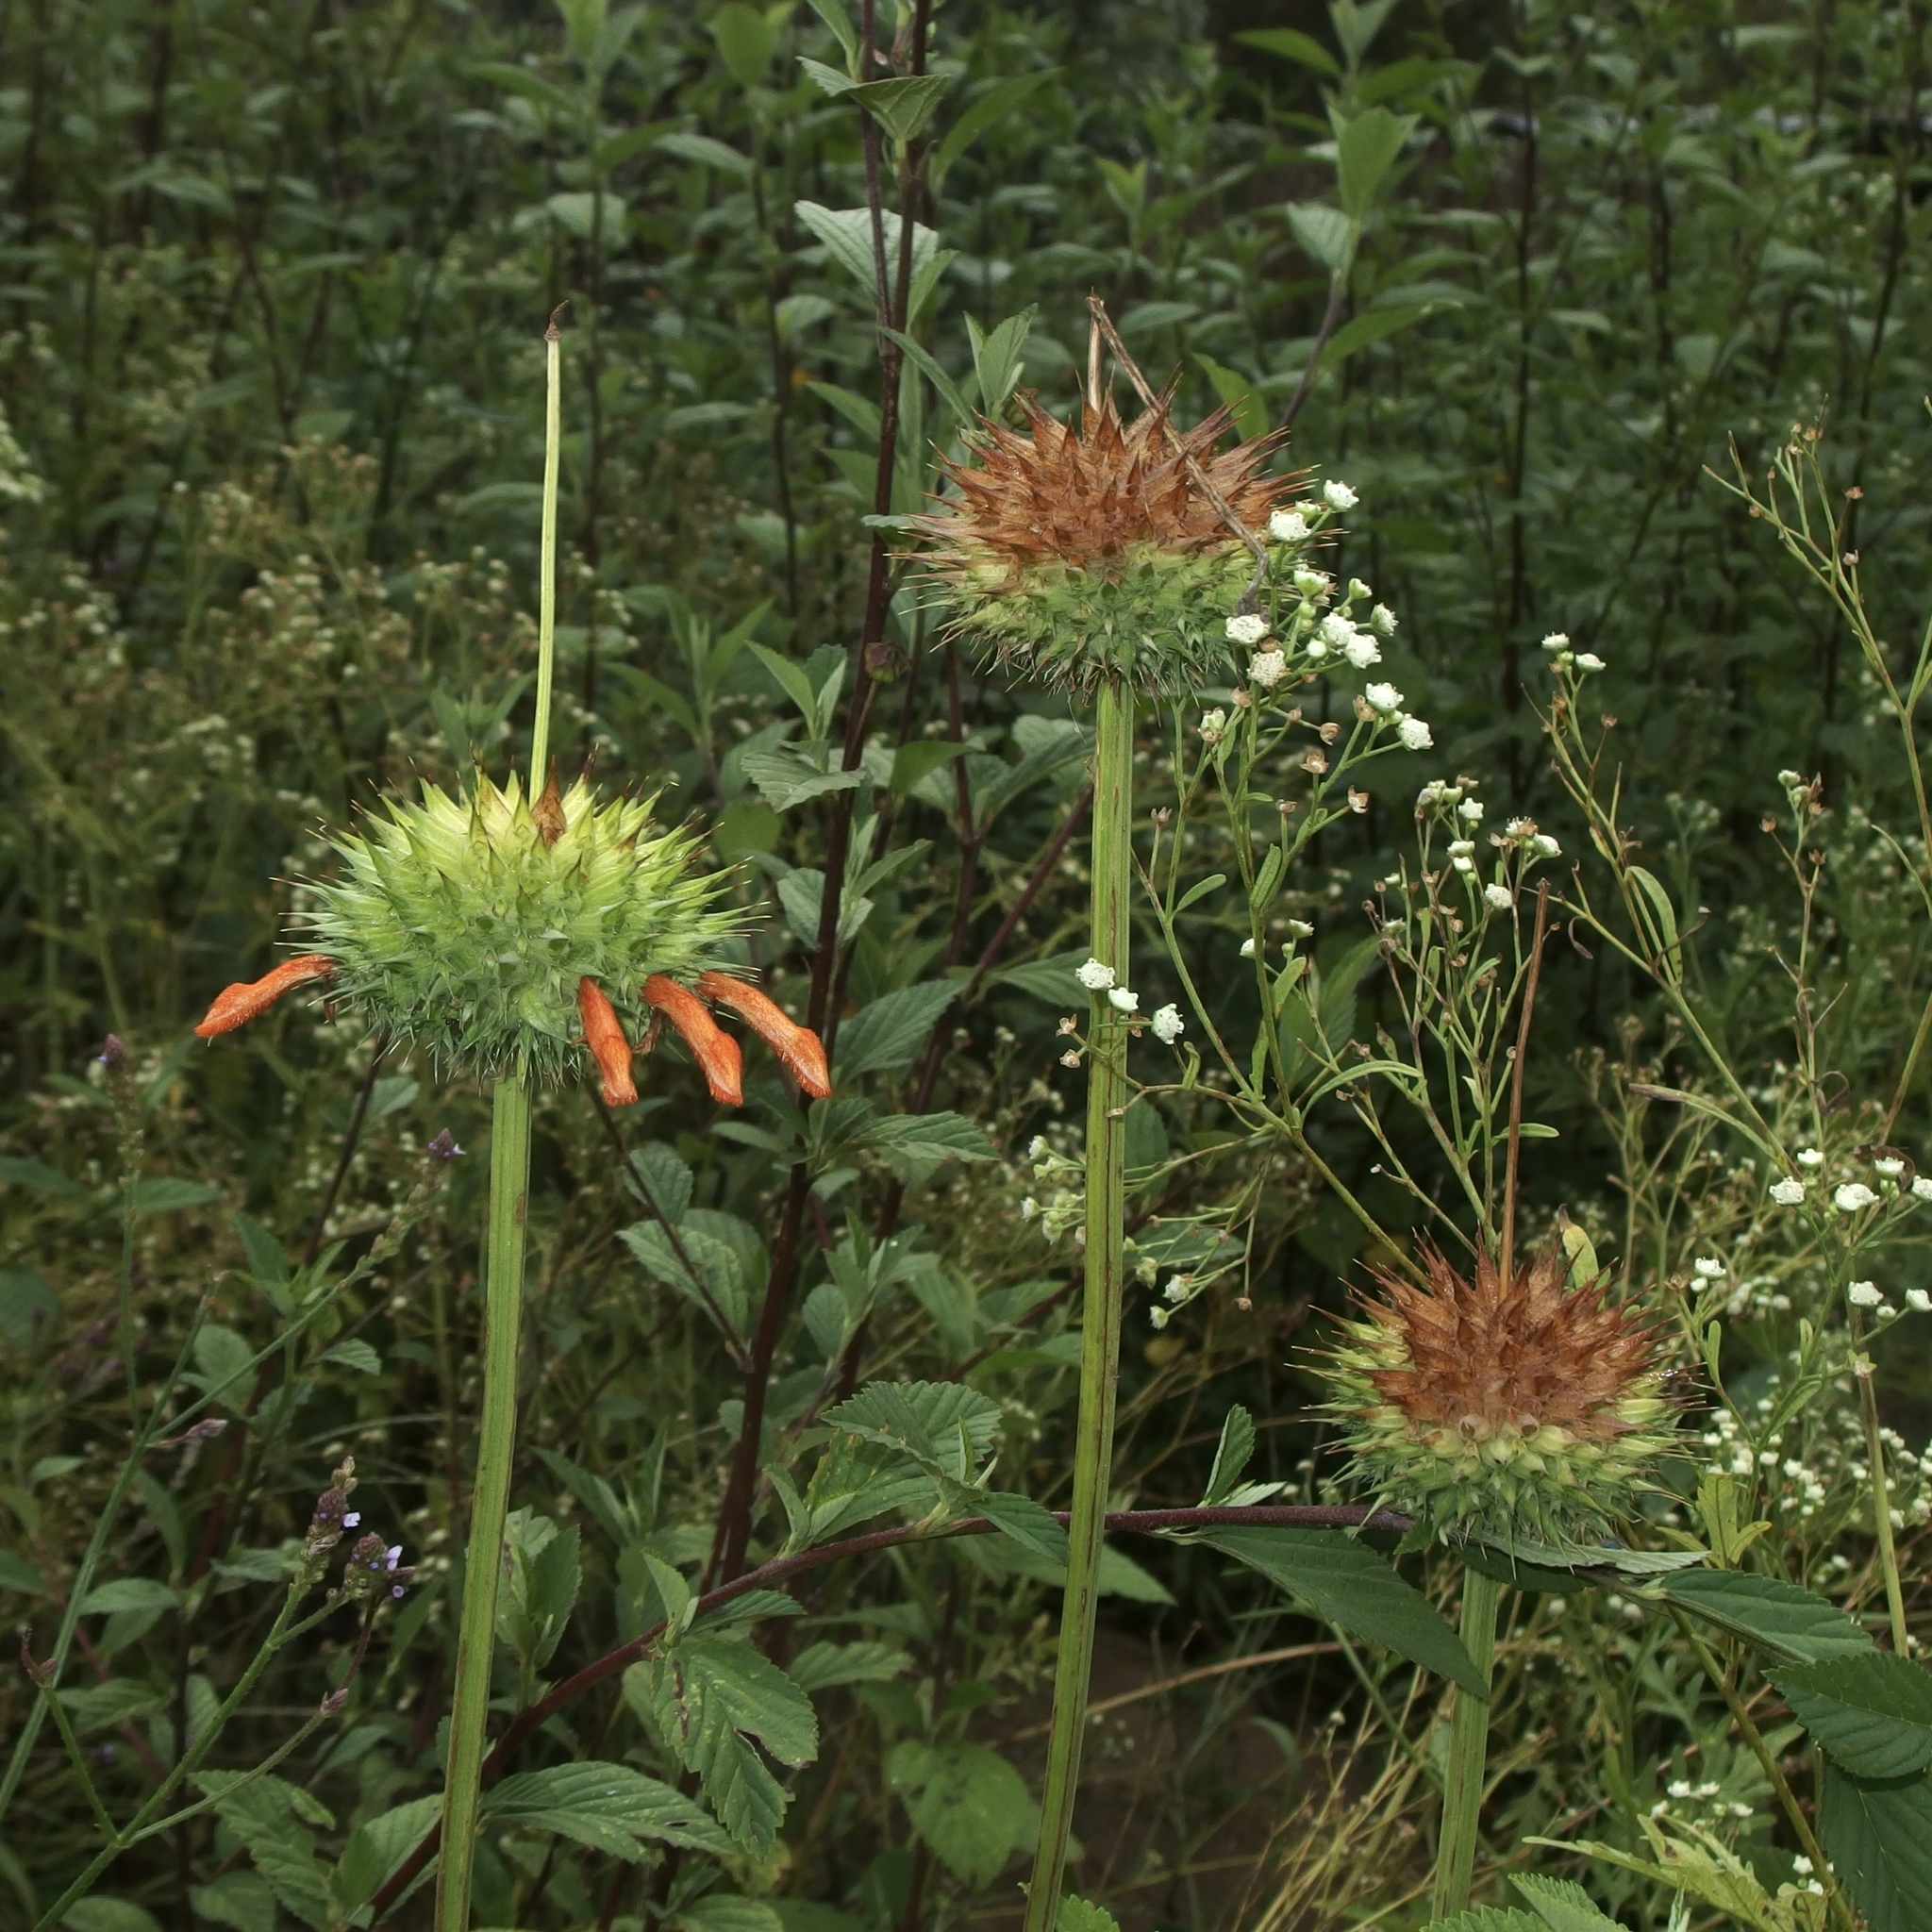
[1323,1241,1677,1546]
[306,773,738,1082]
[911,390,1301,696]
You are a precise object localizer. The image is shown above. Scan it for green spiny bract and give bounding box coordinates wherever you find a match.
[306,773,738,1083]
[1323,1241,1676,1547]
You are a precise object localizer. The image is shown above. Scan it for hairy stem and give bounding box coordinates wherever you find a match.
[436,1074,532,1932]
[1851,1316,1909,1651]
[1022,677,1133,1932]
[1431,1566,1501,1920]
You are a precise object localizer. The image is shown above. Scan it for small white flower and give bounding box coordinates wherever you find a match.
[1319,611,1355,647]
[1270,508,1309,543]
[1693,1257,1725,1280]
[1796,1146,1824,1168]
[1348,577,1374,603]
[1148,1305,1170,1330]
[1027,1135,1048,1159]
[1292,567,1330,597]
[1370,602,1398,637]
[1532,833,1560,858]
[1108,987,1139,1013]
[1668,1780,1691,1799]
[1771,1177,1807,1206]
[1541,632,1571,653]
[1836,1182,1879,1213]
[1448,839,1474,857]
[1199,707,1227,744]
[1574,651,1606,672]
[1240,938,1257,958]
[1506,816,1532,835]
[1076,958,1117,991]
[1304,636,1329,660]
[1451,855,1474,874]
[1914,1176,1932,1201]
[1458,799,1484,822]
[1849,1280,1883,1307]
[1364,681,1404,713]
[1397,715,1433,751]
[1793,1857,1814,1877]
[1907,1289,1932,1313]
[1151,1003,1185,1044]
[1021,1196,1040,1221]
[1777,767,1804,788]
[1323,478,1358,509]
[1161,1274,1190,1305]
[1226,611,1269,646]
[1248,649,1288,689]
[1484,883,1514,910]
[1874,1157,1905,1177]
[1342,632,1382,669]
[1286,918,1315,939]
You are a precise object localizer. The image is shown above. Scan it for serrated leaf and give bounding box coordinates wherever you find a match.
[1658,1569,1874,1663]
[62,1903,165,1932]
[825,1379,1000,1476]
[1202,1528,1486,1695]
[191,1871,277,1932]
[321,1339,381,1375]
[670,1897,786,1932]
[789,1641,909,1693]
[888,1739,1034,1888]
[1511,1873,1628,1931]
[859,1110,995,1182]
[0,1156,90,1198]
[484,1760,731,1857]
[1818,1763,1932,1932]
[60,1678,165,1734]
[1057,1899,1121,1932]
[1424,1913,1544,1932]
[77,1578,178,1616]
[194,1773,332,1929]
[130,1177,222,1214]
[1202,1406,1257,1506]
[625,1639,818,1854]
[329,1795,441,1916]
[837,983,959,1078]
[1774,1653,1932,1777]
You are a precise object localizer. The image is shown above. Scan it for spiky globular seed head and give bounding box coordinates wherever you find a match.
[910,391,1300,695]
[1324,1241,1676,1546]
[304,773,741,1085]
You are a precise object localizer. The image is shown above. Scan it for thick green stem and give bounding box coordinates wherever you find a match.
[1851,1324,1910,1651]
[1431,1566,1501,1921]
[1022,678,1133,1932]
[529,314,561,782]
[436,1074,532,1932]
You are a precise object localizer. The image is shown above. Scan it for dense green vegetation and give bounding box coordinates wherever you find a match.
[4,3,1932,1929]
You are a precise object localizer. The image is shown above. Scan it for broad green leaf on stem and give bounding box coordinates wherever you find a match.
[826,1379,1001,1475]
[1774,1653,1932,1777]
[1058,1899,1123,1932]
[890,740,967,799]
[839,74,953,143]
[991,948,1095,1004]
[1234,26,1341,75]
[1201,1404,1260,1506]
[930,72,1058,189]
[709,4,775,87]
[1538,1820,1793,1930]
[741,747,863,813]
[1335,106,1417,220]
[1626,866,1683,984]
[795,1432,935,1545]
[77,1578,178,1615]
[621,1221,749,1342]
[330,1796,441,1918]
[193,1773,333,1930]
[658,130,754,181]
[131,1177,221,1214]
[859,1110,996,1184]
[1201,1528,1487,1694]
[668,1896,786,1932]
[0,1156,89,1198]
[793,202,941,307]
[802,0,858,72]
[1818,1763,1932,1932]
[1510,1874,1628,1931]
[61,1679,165,1735]
[1323,303,1431,367]
[189,1871,276,1932]
[1286,201,1355,274]
[888,1739,1034,1888]
[1195,351,1269,442]
[1657,1569,1874,1664]
[1422,1913,1544,1932]
[789,1641,909,1693]
[837,983,959,1078]
[62,1903,166,1932]
[484,1761,732,1857]
[625,1638,818,1854]
[966,307,1036,413]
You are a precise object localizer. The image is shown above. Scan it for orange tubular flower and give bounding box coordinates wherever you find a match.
[695,972,831,1098]
[576,978,638,1108]
[194,956,335,1038]
[641,975,743,1106]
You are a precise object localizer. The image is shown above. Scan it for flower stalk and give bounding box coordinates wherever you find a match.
[1431,1566,1501,1920]
[1021,676,1133,1932]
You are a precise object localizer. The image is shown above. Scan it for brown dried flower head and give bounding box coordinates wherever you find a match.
[1325,1239,1674,1544]
[911,388,1302,694]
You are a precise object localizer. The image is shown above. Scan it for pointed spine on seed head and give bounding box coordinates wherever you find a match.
[696,972,831,1098]
[194,955,335,1037]
[531,763,566,847]
[576,978,637,1107]
[641,974,743,1106]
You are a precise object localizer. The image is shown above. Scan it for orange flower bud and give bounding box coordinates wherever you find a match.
[641,975,742,1106]
[695,972,831,1099]
[576,978,637,1107]
[194,956,334,1038]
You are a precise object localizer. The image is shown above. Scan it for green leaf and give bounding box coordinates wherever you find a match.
[1818,1763,1932,1932]
[789,1641,909,1693]
[1202,1528,1487,1695]
[0,1270,59,1347]
[484,1760,731,1857]
[966,307,1036,414]
[194,1772,332,1929]
[190,1323,258,1411]
[622,1220,749,1341]
[1510,1874,1628,1931]
[991,948,1094,1005]
[793,201,941,306]
[1775,1653,1932,1777]
[669,1897,785,1932]
[1423,1913,1544,1932]
[837,983,959,1077]
[77,1578,177,1616]
[1323,304,1431,367]
[930,72,1058,189]
[888,1739,1034,1888]
[1175,873,1228,914]
[62,1902,166,1932]
[658,130,754,181]
[825,1379,1001,1477]
[802,0,858,70]
[971,1489,1068,1562]
[625,1639,818,1854]
[982,1538,1175,1605]
[859,1110,996,1183]
[890,740,968,799]
[131,1177,221,1214]
[1627,866,1683,984]
[232,1214,288,1286]
[190,1871,278,1932]
[61,1678,165,1735]
[1335,106,1416,220]
[1194,351,1268,443]
[741,747,864,813]
[329,1796,441,1917]
[0,1156,89,1198]
[1658,1569,1874,1663]
[321,1339,381,1375]
[841,73,953,143]
[0,1549,50,1596]
[709,3,776,87]
[1057,1899,1121,1932]
[1201,1406,1257,1506]
[1285,202,1354,274]
[1235,25,1341,75]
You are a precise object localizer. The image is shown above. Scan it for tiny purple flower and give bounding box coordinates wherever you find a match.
[96,1035,127,1069]
[341,1512,360,1528]
[426,1129,464,1160]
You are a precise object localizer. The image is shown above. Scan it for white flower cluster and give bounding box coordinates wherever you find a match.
[1541,631,1606,675]
[1074,959,1185,1046]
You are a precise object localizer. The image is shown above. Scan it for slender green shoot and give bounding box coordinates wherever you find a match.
[1431,1566,1501,1920]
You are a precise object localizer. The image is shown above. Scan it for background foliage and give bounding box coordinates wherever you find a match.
[4,2,1932,1928]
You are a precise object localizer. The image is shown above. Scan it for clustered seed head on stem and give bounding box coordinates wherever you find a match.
[1324,1240,1677,1545]
[910,386,1301,694]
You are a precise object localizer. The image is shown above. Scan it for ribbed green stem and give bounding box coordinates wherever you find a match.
[436,1074,532,1932]
[1432,1565,1501,1921]
[1851,1319,1910,1651]
[529,316,562,782]
[1021,678,1133,1932]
